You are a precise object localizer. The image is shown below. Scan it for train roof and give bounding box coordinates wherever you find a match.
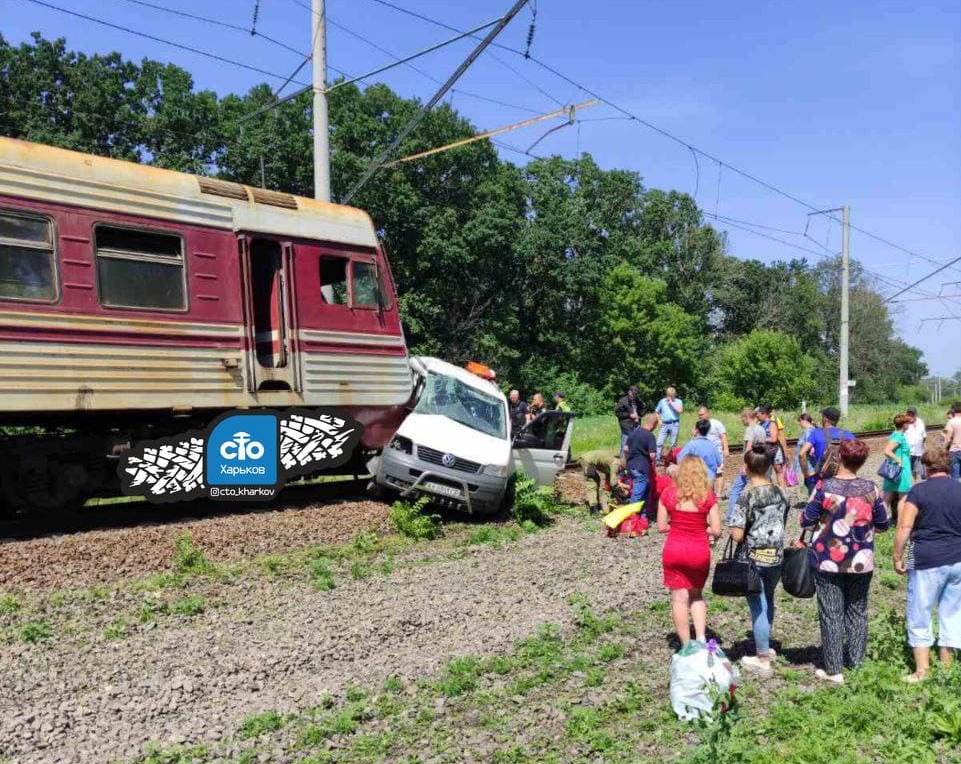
[0,136,379,249]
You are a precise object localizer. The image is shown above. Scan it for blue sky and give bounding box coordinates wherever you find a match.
[4,0,961,376]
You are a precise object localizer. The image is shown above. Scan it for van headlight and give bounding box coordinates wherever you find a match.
[389,436,413,454]
[482,463,510,477]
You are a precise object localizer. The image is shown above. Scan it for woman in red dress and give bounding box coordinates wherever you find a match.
[658,456,722,645]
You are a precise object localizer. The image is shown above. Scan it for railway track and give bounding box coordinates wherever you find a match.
[727,428,891,454]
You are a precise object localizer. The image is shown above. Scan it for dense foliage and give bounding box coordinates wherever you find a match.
[0,33,931,411]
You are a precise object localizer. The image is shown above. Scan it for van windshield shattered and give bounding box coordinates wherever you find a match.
[414,372,507,439]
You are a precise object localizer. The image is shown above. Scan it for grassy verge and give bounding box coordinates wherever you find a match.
[571,403,946,457]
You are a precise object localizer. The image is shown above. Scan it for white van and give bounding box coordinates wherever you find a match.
[373,357,575,514]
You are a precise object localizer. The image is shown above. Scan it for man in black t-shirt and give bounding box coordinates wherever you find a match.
[624,413,658,508]
[508,389,529,434]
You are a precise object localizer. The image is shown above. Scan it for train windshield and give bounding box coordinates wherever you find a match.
[414,372,507,440]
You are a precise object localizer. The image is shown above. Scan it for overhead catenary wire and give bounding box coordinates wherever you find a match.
[296,0,566,109]
[112,0,308,57]
[23,0,312,86]
[358,0,961,279]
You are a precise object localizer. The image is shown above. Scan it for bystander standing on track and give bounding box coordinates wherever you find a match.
[655,387,684,461]
[697,405,729,498]
[799,407,853,494]
[944,403,961,481]
[905,407,928,480]
[882,413,914,523]
[615,385,642,451]
[727,408,767,522]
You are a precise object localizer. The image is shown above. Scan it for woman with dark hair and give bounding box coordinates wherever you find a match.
[801,438,890,684]
[728,444,790,677]
[894,447,961,682]
[882,413,913,522]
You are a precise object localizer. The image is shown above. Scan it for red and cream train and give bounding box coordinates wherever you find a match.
[0,137,413,511]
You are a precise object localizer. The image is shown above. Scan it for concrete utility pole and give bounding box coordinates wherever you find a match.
[311,0,331,202]
[839,205,851,417]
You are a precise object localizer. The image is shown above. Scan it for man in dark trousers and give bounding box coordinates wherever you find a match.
[624,412,658,512]
[615,385,642,451]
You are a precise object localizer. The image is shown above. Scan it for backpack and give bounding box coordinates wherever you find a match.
[818,426,843,479]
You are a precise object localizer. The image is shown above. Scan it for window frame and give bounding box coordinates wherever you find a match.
[318,253,351,307]
[93,222,188,313]
[349,256,382,311]
[0,207,60,305]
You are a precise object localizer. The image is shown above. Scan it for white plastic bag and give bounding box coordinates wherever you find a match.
[669,640,739,721]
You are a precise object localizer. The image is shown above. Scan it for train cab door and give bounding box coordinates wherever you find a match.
[239,236,300,392]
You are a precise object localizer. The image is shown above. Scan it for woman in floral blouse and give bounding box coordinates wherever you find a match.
[801,438,890,684]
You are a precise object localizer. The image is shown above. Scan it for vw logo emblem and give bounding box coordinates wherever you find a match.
[441,453,456,468]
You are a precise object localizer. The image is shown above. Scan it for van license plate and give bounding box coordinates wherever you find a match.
[424,482,462,498]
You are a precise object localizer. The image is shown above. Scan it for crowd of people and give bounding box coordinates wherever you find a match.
[507,389,570,432]
[614,387,961,685]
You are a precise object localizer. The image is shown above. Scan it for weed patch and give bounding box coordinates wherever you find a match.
[238,710,285,739]
[389,496,441,540]
[18,619,52,644]
[0,593,20,615]
[103,617,130,641]
[310,557,335,591]
[172,533,214,577]
[171,595,205,617]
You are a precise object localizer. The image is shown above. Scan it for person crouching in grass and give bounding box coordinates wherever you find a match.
[728,444,790,678]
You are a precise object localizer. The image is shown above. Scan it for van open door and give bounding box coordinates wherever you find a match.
[511,411,575,485]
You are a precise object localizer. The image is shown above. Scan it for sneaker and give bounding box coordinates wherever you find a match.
[741,656,773,677]
[814,668,844,685]
[766,648,777,660]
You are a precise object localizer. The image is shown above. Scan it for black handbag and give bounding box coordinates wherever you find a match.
[877,458,903,483]
[782,528,817,598]
[712,536,762,597]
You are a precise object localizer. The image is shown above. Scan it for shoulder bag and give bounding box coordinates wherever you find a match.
[712,536,762,597]
[781,527,816,598]
[877,456,903,483]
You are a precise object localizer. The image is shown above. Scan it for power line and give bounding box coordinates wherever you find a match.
[883,254,961,303]
[112,0,307,57]
[327,17,542,113]
[23,0,311,86]
[359,0,961,279]
[325,17,505,94]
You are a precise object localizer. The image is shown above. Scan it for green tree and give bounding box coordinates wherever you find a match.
[592,262,706,403]
[712,329,818,409]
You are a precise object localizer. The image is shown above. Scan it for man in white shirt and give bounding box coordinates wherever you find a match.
[697,405,729,497]
[905,406,927,480]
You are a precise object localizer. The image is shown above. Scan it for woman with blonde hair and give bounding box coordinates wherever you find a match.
[658,456,722,645]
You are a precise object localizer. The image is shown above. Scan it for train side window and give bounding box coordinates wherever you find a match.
[351,260,380,307]
[319,256,348,305]
[0,210,57,302]
[95,225,186,310]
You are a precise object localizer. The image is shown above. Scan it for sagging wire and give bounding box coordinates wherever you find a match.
[689,146,700,200]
